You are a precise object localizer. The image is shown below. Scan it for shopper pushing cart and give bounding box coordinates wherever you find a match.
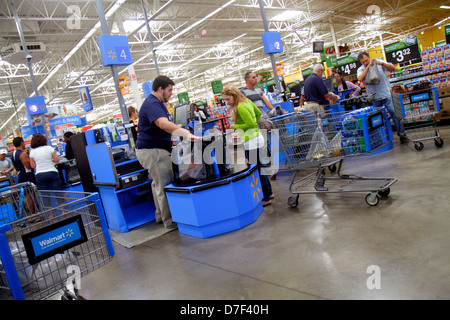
[0,182,114,300]
[269,106,397,208]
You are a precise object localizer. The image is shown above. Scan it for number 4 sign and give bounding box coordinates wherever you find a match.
[97,35,133,67]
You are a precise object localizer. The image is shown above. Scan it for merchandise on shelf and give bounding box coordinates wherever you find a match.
[421,44,450,85]
[206,105,232,132]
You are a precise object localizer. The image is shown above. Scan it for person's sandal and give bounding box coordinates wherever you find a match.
[262,200,272,206]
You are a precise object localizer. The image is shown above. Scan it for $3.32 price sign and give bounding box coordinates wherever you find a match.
[385,42,421,66]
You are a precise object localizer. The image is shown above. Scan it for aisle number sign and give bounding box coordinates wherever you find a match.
[178,92,189,104]
[97,35,132,67]
[336,55,362,76]
[261,32,283,55]
[25,96,47,115]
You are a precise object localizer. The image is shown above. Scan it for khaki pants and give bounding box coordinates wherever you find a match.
[136,148,174,228]
[303,102,325,115]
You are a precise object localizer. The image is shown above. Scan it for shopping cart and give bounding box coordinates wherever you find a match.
[269,106,397,208]
[0,182,114,300]
[392,87,444,151]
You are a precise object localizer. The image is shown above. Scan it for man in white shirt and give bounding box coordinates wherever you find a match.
[0,149,14,183]
[357,51,404,137]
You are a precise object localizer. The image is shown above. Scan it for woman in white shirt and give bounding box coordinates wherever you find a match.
[29,133,61,190]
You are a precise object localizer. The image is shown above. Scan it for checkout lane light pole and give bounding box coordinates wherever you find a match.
[95,0,130,124]
[141,0,160,76]
[10,0,39,96]
[258,0,283,93]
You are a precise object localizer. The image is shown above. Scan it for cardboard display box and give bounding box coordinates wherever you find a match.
[439,97,450,110]
[436,109,450,122]
[438,87,450,98]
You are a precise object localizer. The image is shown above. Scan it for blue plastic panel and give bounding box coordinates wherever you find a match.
[86,143,119,186]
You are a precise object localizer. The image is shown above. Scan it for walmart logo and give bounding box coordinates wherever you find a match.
[66,228,74,237]
[39,228,74,249]
[108,50,116,59]
[250,174,261,201]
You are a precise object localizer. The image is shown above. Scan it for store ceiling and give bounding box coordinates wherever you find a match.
[0,0,448,138]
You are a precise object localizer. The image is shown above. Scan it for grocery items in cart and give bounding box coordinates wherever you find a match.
[269,107,397,208]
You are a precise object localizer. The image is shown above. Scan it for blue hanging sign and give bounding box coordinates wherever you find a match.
[79,86,93,112]
[261,32,283,54]
[142,80,153,99]
[97,35,133,67]
[25,96,47,115]
[48,115,82,128]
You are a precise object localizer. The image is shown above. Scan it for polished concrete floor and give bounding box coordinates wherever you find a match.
[81,125,450,300]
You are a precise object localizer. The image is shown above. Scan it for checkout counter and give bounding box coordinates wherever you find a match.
[72,108,266,237]
[56,159,83,192]
[165,116,264,238]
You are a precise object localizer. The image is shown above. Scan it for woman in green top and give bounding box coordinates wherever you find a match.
[222,85,274,206]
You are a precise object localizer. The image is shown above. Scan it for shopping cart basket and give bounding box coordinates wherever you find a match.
[268,106,397,208]
[0,182,114,300]
[392,87,444,151]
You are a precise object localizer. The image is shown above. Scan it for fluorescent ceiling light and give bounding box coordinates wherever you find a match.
[439,5,450,9]
[270,10,302,21]
[434,16,450,26]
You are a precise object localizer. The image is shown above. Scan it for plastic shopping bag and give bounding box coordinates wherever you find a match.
[306,117,331,160]
[365,60,380,85]
[173,141,206,182]
[330,131,343,157]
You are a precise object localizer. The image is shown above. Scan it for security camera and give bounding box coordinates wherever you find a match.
[26,54,32,60]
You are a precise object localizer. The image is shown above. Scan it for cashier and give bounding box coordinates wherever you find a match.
[135,75,201,230]
[303,64,340,114]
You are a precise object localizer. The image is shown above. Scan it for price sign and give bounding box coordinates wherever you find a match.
[384,41,421,66]
[336,55,362,76]
[97,35,133,67]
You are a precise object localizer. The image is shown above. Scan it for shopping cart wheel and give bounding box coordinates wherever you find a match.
[365,193,379,206]
[288,195,299,208]
[328,163,337,173]
[414,142,424,151]
[434,138,444,148]
[378,188,390,198]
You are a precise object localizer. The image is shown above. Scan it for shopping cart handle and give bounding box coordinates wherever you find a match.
[0,187,10,194]
[0,224,12,233]
[87,193,101,202]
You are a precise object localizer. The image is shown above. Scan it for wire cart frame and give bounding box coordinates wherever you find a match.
[0,182,115,300]
[269,107,397,208]
[392,87,444,151]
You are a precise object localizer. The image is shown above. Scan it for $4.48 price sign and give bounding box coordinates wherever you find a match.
[336,56,362,76]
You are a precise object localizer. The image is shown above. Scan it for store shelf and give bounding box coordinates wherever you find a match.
[390,68,449,84]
